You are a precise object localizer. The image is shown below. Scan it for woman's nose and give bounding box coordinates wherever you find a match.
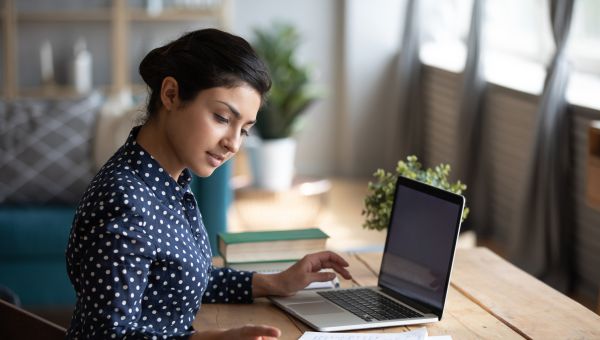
[222,131,241,154]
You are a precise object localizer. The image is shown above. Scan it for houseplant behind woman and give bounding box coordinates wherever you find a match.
[246,22,321,191]
[65,28,351,339]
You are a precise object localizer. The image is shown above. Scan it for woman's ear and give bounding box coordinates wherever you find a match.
[160,76,179,111]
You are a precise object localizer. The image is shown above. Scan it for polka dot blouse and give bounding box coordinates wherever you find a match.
[66,126,254,339]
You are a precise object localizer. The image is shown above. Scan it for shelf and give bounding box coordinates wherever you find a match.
[15,7,223,22]
[1,0,230,99]
[18,85,76,98]
[16,85,110,99]
[127,8,222,22]
[17,10,111,22]
[16,84,150,99]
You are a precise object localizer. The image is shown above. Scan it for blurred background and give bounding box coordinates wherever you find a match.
[1,0,599,326]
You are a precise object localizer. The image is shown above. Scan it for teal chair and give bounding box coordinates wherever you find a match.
[0,205,77,306]
[0,161,232,307]
[191,160,233,255]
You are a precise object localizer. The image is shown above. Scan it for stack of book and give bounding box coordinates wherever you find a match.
[218,227,338,289]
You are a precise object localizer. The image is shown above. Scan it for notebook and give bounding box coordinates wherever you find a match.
[269,175,465,331]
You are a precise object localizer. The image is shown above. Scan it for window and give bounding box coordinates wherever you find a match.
[420,0,472,72]
[418,0,600,108]
[570,0,600,74]
[482,0,553,94]
[484,0,553,65]
[568,0,600,109]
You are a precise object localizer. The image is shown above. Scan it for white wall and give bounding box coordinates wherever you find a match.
[232,0,342,176]
[232,0,405,177]
[340,0,405,176]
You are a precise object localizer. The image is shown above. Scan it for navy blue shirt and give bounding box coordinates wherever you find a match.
[66,126,254,339]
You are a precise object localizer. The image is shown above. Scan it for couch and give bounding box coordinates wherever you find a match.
[0,92,231,307]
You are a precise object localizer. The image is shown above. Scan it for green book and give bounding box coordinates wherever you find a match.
[218,228,329,263]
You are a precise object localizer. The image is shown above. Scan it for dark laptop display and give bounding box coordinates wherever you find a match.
[379,176,464,317]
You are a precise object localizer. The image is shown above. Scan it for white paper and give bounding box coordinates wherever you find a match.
[299,327,428,340]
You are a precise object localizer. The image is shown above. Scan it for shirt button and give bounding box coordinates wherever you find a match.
[188,200,195,208]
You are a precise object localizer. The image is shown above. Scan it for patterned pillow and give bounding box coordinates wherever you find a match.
[0,92,103,204]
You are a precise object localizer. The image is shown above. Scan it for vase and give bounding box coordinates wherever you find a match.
[245,136,296,191]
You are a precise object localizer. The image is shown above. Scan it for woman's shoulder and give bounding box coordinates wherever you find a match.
[77,159,149,215]
[69,154,152,242]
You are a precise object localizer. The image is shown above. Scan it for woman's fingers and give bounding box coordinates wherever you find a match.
[326,251,350,267]
[305,251,352,280]
[309,271,337,282]
[309,251,349,267]
[275,251,353,295]
[324,262,352,280]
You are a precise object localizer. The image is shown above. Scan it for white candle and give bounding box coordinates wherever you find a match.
[146,0,163,16]
[73,38,92,94]
[40,40,54,84]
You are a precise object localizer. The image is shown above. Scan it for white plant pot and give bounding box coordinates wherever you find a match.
[245,137,296,191]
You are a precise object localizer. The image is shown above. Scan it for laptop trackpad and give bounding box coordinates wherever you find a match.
[289,301,346,315]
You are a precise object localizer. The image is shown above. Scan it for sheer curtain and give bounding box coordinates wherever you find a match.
[456,0,488,233]
[510,0,576,291]
[395,0,424,159]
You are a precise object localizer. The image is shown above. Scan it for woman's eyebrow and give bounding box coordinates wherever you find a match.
[216,100,256,125]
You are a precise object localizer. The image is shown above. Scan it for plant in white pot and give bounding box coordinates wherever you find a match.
[246,22,321,191]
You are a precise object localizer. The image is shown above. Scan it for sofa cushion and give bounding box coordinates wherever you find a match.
[0,205,75,259]
[0,92,103,204]
[0,261,76,306]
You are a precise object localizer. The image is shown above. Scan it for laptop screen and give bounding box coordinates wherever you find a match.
[378,176,464,317]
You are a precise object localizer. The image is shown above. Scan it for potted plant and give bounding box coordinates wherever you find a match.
[246,22,321,191]
[362,155,470,231]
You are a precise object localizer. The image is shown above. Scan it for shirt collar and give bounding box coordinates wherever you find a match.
[121,126,193,202]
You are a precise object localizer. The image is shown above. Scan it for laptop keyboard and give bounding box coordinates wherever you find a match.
[317,288,422,322]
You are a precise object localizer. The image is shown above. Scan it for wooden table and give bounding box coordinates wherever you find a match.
[195,247,600,339]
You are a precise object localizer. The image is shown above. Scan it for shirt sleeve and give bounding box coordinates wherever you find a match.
[201,267,254,304]
[73,204,188,339]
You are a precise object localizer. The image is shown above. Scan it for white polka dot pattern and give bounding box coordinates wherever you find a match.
[65,127,254,339]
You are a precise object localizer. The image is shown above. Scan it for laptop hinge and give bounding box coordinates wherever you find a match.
[380,285,439,317]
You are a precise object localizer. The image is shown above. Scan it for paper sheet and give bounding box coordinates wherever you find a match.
[298,327,428,340]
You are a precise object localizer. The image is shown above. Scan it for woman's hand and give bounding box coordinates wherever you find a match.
[192,324,281,339]
[253,251,353,297]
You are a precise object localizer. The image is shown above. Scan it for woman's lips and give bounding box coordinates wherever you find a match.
[206,152,224,167]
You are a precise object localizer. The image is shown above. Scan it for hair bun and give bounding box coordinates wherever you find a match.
[138,28,271,121]
[139,46,168,90]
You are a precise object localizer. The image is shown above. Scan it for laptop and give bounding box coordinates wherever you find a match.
[269,175,465,331]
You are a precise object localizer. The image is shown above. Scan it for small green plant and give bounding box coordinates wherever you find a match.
[362,155,470,231]
[252,22,322,139]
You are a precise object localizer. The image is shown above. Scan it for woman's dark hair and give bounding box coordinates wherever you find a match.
[139,28,271,119]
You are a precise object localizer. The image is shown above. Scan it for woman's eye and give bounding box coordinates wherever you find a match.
[241,129,249,137]
[214,114,229,124]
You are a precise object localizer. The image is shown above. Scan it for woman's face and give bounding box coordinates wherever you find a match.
[165,84,261,177]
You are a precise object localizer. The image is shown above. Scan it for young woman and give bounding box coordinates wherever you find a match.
[65,29,352,339]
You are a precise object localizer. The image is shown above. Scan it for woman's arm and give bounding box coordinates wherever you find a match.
[71,211,165,338]
[201,267,254,304]
[252,251,353,298]
[194,251,351,338]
